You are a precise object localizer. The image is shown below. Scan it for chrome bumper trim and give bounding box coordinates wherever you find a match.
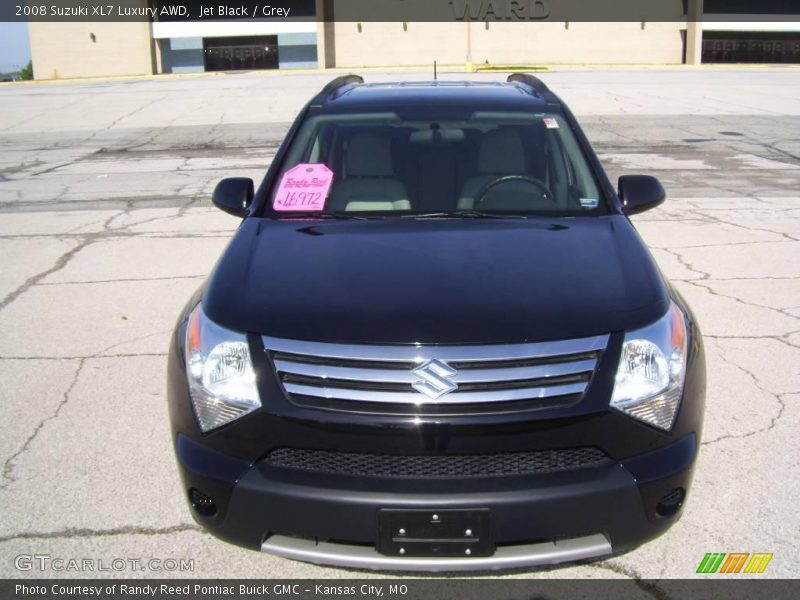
[261,533,612,572]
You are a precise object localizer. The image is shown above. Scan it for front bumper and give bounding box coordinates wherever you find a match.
[175,432,697,572]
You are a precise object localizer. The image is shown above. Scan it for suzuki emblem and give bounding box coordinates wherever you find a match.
[411,359,458,400]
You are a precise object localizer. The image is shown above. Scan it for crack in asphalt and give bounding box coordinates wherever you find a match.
[693,209,800,243]
[650,206,800,355]
[0,238,94,311]
[0,220,181,487]
[82,94,171,145]
[763,140,800,163]
[650,239,795,251]
[0,358,85,490]
[704,332,800,351]
[0,204,229,312]
[93,330,174,357]
[659,247,710,280]
[646,198,800,449]
[0,524,200,544]
[682,278,800,325]
[700,341,794,447]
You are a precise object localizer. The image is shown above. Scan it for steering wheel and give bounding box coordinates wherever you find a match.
[473,175,556,209]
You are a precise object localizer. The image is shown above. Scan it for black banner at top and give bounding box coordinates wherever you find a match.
[2,0,800,22]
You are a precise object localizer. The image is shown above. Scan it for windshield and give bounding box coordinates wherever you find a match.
[266,110,604,217]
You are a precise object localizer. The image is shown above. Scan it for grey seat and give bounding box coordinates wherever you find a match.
[457,128,527,210]
[328,132,411,212]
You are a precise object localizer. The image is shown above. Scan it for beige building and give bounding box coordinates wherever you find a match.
[29,22,155,80]
[26,1,800,80]
[324,21,687,68]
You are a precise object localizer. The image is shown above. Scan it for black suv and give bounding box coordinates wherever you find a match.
[167,74,705,571]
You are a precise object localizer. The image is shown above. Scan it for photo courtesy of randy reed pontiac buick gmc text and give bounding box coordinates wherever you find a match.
[14,584,339,597]
[166,74,706,572]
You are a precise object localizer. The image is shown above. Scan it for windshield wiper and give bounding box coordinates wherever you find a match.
[403,210,530,219]
[273,211,371,220]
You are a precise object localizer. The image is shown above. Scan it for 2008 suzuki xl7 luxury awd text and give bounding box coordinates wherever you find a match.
[167,74,706,571]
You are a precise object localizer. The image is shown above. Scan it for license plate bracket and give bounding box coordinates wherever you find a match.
[377,509,494,557]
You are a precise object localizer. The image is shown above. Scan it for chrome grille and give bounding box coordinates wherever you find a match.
[263,334,608,414]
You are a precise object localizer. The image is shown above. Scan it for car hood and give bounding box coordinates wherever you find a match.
[203,216,669,344]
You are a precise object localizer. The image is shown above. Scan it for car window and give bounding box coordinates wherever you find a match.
[267,111,604,216]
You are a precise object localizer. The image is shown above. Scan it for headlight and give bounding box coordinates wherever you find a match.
[611,302,688,431]
[185,305,261,432]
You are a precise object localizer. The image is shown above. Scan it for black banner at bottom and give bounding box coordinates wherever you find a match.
[2,579,800,600]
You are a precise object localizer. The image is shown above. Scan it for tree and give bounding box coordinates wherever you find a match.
[19,60,33,80]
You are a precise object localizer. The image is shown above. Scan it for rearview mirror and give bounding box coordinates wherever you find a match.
[618,175,665,216]
[212,178,254,217]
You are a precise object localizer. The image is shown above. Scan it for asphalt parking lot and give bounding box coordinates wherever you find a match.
[0,67,798,586]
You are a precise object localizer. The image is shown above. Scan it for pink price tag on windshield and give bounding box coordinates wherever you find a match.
[273,163,334,212]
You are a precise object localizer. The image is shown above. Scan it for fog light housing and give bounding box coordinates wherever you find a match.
[189,487,217,516]
[656,487,686,517]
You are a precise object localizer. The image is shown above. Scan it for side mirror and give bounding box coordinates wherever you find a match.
[618,175,665,216]
[212,178,254,217]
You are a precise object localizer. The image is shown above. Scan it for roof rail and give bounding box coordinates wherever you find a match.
[312,74,364,104]
[506,73,549,96]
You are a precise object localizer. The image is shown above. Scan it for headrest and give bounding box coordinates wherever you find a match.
[345,132,393,177]
[345,200,412,212]
[478,128,526,174]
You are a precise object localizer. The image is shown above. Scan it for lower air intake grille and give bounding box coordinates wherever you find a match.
[266,447,609,479]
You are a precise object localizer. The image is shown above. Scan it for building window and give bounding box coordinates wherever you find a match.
[202,36,280,71]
